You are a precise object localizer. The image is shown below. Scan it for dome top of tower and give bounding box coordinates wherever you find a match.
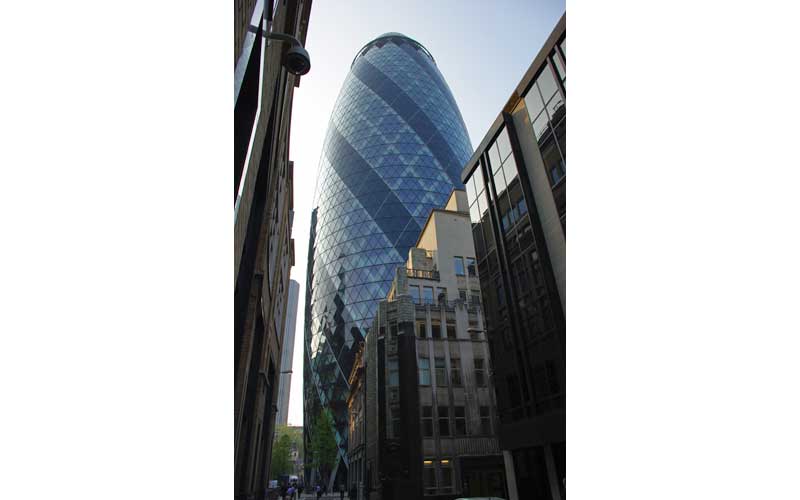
[352,32,435,67]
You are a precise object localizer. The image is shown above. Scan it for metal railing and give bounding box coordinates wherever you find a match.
[406,268,439,280]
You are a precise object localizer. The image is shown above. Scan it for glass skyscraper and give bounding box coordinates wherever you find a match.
[304,32,472,486]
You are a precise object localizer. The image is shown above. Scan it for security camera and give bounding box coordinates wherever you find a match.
[284,45,311,76]
[266,32,311,76]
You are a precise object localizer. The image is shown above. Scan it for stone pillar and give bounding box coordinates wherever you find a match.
[544,444,563,500]
[503,450,519,500]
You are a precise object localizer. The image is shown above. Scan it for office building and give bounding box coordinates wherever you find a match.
[276,279,300,426]
[348,190,506,500]
[304,33,472,488]
[460,14,566,500]
[234,1,312,499]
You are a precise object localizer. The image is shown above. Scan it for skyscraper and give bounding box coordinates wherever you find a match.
[276,279,300,426]
[304,32,472,488]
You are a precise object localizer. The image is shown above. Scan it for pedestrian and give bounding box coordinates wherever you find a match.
[315,484,322,500]
[339,483,345,500]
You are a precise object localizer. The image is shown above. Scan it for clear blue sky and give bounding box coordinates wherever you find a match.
[286,0,566,426]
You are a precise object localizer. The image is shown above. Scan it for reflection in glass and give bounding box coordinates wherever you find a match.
[536,64,559,103]
[489,143,501,172]
[466,174,477,204]
[496,128,512,163]
[524,86,545,119]
[494,167,507,195]
[473,164,484,194]
[503,155,518,184]
[546,93,565,120]
[532,111,549,140]
[551,50,565,82]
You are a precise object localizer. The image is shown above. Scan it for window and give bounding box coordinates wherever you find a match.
[435,357,447,386]
[536,64,559,102]
[409,286,421,304]
[437,287,447,304]
[423,286,434,305]
[440,461,453,493]
[496,128,512,163]
[454,257,465,276]
[465,257,477,277]
[423,462,436,495]
[390,406,401,438]
[474,358,486,387]
[479,406,492,435]
[450,358,462,386]
[418,358,430,385]
[458,289,467,301]
[431,319,441,339]
[388,358,399,387]
[469,319,481,340]
[438,406,450,436]
[421,406,433,437]
[551,49,565,82]
[446,320,457,339]
[454,407,466,436]
[417,320,427,339]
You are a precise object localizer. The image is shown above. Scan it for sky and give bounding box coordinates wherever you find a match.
[285,0,566,426]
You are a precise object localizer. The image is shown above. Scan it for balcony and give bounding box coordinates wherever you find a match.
[406,268,440,280]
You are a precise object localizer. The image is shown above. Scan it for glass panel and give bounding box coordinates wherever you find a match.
[524,87,545,120]
[409,285,421,304]
[431,320,441,339]
[546,92,565,121]
[469,201,480,224]
[496,128,512,163]
[541,138,565,187]
[493,166,507,195]
[388,359,399,386]
[560,37,565,57]
[477,189,489,220]
[454,257,465,276]
[532,110,549,140]
[536,64,559,102]
[465,257,477,277]
[466,174,477,204]
[419,358,430,385]
[435,357,447,386]
[489,143,501,172]
[503,155,519,184]
[472,164,484,194]
[551,50,565,81]
[553,115,566,161]
[423,286,434,305]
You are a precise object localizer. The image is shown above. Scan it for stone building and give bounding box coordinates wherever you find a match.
[234,1,312,499]
[348,190,506,500]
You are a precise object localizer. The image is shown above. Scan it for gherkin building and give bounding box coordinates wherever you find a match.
[303,32,472,487]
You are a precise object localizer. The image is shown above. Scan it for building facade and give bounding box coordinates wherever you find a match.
[234,1,312,499]
[304,33,472,488]
[348,191,506,500]
[276,279,300,426]
[460,15,566,500]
